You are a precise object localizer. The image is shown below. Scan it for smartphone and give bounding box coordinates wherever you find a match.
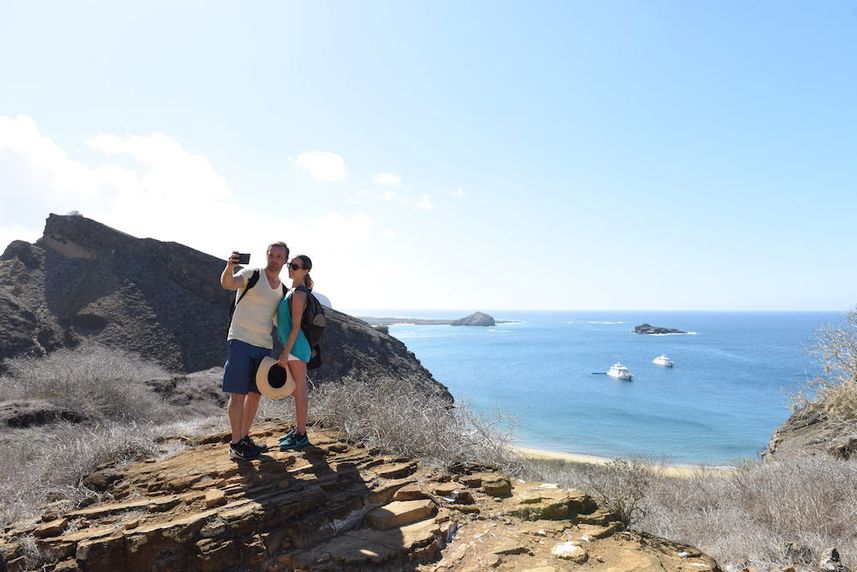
[237,253,251,265]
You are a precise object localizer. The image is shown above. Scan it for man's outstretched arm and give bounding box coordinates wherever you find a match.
[221,251,246,290]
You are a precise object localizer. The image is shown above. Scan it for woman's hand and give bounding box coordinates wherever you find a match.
[277,352,289,369]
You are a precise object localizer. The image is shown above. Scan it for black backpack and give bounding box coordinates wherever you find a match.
[291,284,326,369]
[227,270,287,336]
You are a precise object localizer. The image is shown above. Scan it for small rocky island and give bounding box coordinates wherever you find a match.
[362,311,503,327]
[451,311,496,326]
[634,323,687,335]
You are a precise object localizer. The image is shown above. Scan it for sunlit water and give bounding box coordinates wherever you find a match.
[374,311,841,465]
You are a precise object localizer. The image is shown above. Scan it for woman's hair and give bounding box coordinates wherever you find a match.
[295,255,313,290]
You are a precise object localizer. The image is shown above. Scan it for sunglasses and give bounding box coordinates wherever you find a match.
[288,262,305,271]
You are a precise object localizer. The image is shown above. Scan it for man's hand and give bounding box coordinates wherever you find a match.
[221,251,245,290]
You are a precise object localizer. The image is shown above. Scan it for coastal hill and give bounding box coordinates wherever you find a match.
[361,311,502,327]
[0,214,449,398]
[0,423,720,571]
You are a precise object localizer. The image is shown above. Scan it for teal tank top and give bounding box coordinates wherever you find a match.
[277,290,311,362]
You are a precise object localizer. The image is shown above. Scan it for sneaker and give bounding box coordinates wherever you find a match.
[278,432,310,451]
[229,441,257,461]
[277,428,296,444]
[241,435,268,455]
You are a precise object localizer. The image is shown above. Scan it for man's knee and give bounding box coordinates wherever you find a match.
[229,392,247,406]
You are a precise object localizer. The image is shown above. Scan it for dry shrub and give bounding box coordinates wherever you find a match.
[0,344,171,422]
[580,457,652,526]
[637,456,857,569]
[793,309,857,421]
[0,422,162,527]
[520,454,857,569]
[310,376,519,470]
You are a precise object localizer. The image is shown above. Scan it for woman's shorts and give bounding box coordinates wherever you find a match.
[222,339,270,394]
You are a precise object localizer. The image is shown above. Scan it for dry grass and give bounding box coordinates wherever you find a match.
[0,422,163,526]
[0,344,171,422]
[793,309,857,422]
[520,454,857,569]
[306,376,521,470]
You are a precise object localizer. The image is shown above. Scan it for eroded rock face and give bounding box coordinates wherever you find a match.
[0,214,449,398]
[0,424,720,572]
[764,406,857,461]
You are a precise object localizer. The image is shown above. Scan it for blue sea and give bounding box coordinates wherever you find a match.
[366,311,843,465]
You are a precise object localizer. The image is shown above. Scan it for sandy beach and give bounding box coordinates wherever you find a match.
[514,446,735,478]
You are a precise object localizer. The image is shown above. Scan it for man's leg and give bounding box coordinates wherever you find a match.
[228,392,247,444]
[241,392,262,438]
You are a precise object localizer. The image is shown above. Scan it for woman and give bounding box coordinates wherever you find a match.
[276,254,314,450]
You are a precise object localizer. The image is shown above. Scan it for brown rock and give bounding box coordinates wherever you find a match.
[367,499,435,530]
[205,489,226,508]
[32,517,68,538]
[480,475,512,497]
[393,483,428,501]
[376,461,418,479]
[551,540,588,563]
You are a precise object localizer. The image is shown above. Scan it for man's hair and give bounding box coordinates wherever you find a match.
[267,241,289,257]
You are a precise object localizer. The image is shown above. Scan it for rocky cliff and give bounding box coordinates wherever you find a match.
[765,407,857,461]
[0,423,720,571]
[0,214,449,398]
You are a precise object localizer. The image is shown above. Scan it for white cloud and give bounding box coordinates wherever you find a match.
[451,188,465,197]
[373,172,401,186]
[378,190,396,201]
[294,150,347,182]
[383,228,396,240]
[416,194,433,210]
[0,115,412,310]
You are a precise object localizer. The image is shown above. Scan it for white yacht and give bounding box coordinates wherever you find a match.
[606,363,633,380]
[652,354,674,367]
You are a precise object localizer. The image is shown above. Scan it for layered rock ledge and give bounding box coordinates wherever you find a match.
[0,424,719,571]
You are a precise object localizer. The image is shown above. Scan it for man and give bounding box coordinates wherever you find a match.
[220,241,288,460]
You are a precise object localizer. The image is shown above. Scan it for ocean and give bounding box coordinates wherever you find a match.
[372,311,842,465]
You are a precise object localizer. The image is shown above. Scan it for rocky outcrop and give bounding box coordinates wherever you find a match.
[764,406,857,461]
[0,214,449,398]
[634,323,686,335]
[0,423,720,571]
[450,311,495,327]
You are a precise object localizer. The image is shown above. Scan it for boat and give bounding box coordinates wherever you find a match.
[652,354,674,367]
[606,363,633,380]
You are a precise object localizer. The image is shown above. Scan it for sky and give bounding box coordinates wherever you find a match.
[1,1,856,312]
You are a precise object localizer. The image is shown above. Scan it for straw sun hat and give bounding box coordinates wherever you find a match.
[255,357,296,400]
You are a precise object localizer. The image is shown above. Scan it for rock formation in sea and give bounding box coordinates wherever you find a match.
[450,311,496,327]
[634,323,686,335]
[0,214,449,398]
[0,422,721,571]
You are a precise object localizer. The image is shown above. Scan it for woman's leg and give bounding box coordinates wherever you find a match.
[287,360,308,434]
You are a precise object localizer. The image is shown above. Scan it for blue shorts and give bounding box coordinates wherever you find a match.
[223,339,270,394]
